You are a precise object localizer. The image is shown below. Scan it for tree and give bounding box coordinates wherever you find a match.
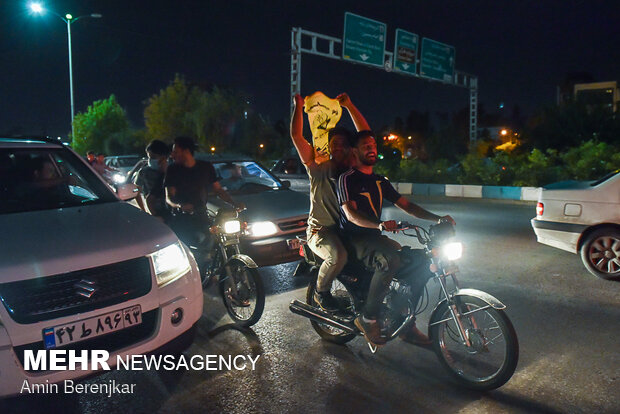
[524,101,620,151]
[144,74,197,142]
[144,75,260,153]
[185,85,247,150]
[72,94,131,155]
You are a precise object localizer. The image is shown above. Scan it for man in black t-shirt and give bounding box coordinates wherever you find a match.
[338,130,455,347]
[164,136,241,247]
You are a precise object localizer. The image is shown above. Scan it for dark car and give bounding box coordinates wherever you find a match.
[270,154,309,193]
[198,154,310,267]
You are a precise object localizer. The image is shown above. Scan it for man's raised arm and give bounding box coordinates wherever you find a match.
[290,94,315,166]
[337,93,370,132]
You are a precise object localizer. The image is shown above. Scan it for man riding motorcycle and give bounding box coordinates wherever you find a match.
[338,130,455,346]
[164,136,243,260]
[290,93,370,312]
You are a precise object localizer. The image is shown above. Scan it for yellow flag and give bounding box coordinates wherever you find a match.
[304,91,342,164]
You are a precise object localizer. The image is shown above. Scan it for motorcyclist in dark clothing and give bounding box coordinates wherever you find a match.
[164,136,242,247]
[338,130,455,346]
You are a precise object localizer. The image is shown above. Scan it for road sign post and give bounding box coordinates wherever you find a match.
[342,12,386,67]
[420,38,455,82]
[393,29,418,75]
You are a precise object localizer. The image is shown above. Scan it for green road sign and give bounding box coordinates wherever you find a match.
[343,12,386,68]
[393,29,418,75]
[420,37,455,82]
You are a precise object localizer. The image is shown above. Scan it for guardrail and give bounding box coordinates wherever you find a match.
[394,183,541,201]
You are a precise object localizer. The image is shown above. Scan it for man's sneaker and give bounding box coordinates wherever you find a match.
[400,324,431,346]
[354,316,386,346]
[313,290,340,312]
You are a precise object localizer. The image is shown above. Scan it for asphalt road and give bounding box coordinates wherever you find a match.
[2,197,619,413]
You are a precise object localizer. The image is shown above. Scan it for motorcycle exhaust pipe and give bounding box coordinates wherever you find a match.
[289,300,357,334]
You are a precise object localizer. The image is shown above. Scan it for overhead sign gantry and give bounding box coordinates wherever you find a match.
[290,12,478,143]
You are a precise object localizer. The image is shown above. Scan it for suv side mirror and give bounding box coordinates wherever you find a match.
[280,180,291,189]
[116,183,139,200]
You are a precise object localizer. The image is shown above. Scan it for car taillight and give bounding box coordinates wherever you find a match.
[536,202,544,216]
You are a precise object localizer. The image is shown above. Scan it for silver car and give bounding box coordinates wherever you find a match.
[531,170,620,280]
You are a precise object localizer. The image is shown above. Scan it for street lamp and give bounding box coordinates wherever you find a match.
[29,3,101,139]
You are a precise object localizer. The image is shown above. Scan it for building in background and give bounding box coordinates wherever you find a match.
[573,81,618,113]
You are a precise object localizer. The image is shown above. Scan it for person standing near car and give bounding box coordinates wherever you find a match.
[134,140,171,221]
[164,136,242,247]
[290,92,369,312]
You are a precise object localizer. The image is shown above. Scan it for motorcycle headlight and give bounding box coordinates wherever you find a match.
[247,221,278,237]
[442,242,463,261]
[150,242,191,287]
[223,219,241,234]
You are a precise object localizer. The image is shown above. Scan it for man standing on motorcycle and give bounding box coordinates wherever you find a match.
[290,93,369,312]
[338,130,455,346]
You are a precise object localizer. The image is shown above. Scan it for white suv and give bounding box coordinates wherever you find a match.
[0,137,203,397]
[531,170,620,280]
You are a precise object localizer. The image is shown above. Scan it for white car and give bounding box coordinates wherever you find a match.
[0,137,203,397]
[531,170,620,280]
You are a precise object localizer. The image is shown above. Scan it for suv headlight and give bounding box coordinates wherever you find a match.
[223,220,241,234]
[247,221,278,237]
[442,242,463,261]
[150,242,191,287]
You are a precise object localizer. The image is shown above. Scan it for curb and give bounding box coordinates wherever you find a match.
[394,183,541,201]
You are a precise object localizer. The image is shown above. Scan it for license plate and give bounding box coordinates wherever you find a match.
[43,305,142,349]
[287,238,302,250]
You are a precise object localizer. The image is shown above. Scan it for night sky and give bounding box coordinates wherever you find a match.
[1,0,619,138]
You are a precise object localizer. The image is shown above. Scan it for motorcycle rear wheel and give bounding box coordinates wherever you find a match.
[219,259,265,327]
[430,295,519,391]
[306,272,357,344]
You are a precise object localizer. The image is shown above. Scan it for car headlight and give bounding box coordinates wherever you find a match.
[223,219,241,234]
[112,173,126,184]
[150,242,191,287]
[442,242,463,261]
[247,221,278,237]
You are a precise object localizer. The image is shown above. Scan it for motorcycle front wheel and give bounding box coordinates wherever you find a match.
[219,259,265,327]
[429,295,519,391]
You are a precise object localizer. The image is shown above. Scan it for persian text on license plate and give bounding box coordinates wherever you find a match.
[43,305,142,349]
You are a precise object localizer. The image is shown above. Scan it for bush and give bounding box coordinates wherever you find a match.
[376,159,457,183]
[458,154,500,185]
[560,140,620,180]
[511,148,566,187]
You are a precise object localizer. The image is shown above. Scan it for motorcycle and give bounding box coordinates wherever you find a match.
[289,222,519,391]
[186,207,265,327]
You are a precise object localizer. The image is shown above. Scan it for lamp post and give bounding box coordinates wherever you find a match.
[29,3,101,139]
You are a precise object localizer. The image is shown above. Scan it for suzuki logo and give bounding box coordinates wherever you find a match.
[74,279,97,299]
